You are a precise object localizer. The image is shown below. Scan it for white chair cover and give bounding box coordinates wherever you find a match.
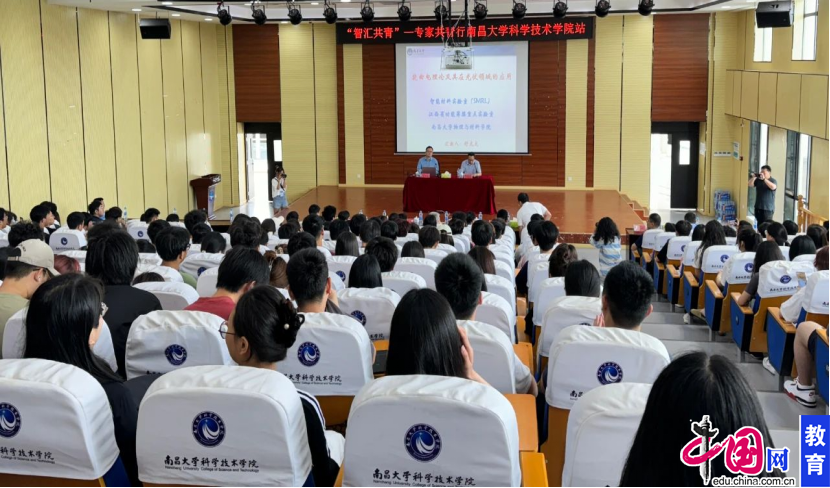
[666,236,692,261]
[0,234,7,248]
[476,291,516,343]
[49,231,86,252]
[534,277,567,326]
[138,253,163,266]
[725,236,738,246]
[700,245,738,273]
[485,274,516,315]
[336,288,401,341]
[395,257,438,290]
[128,225,150,241]
[529,259,551,305]
[327,255,357,286]
[793,253,817,264]
[221,233,232,251]
[329,270,346,292]
[343,375,521,487]
[124,310,232,379]
[681,241,703,267]
[424,248,449,266]
[169,221,186,229]
[436,243,457,254]
[136,366,312,487]
[453,235,470,253]
[562,383,651,487]
[804,270,830,314]
[653,232,675,256]
[196,267,220,297]
[180,253,224,280]
[280,312,373,396]
[494,260,516,286]
[135,264,184,283]
[723,252,756,285]
[538,296,602,359]
[545,325,670,409]
[458,320,516,394]
[58,250,87,263]
[640,229,662,251]
[134,281,200,311]
[382,271,426,297]
[757,260,815,298]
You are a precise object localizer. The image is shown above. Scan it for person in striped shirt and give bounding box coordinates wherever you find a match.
[589,217,623,278]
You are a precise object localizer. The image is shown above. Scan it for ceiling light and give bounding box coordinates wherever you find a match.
[252,1,267,24]
[205,17,212,21]
[324,0,338,23]
[553,0,568,18]
[473,0,487,20]
[721,5,733,7]
[397,1,412,21]
[512,0,527,19]
[360,0,375,21]
[132,8,142,12]
[637,0,653,15]
[311,2,319,4]
[217,1,232,25]
[172,13,181,17]
[341,0,351,3]
[288,1,303,25]
[595,0,610,17]
[162,1,174,5]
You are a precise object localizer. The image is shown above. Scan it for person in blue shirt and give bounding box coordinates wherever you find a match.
[458,153,482,177]
[416,146,439,174]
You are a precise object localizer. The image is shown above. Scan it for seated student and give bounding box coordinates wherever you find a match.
[365,237,398,273]
[516,221,559,295]
[735,241,785,307]
[183,209,207,235]
[716,228,763,287]
[401,240,425,258]
[439,232,454,247]
[24,274,146,486]
[564,260,602,297]
[470,220,494,248]
[321,205,337,229]
[359,219,380,248]
[468,246,496,275]
[781,246,827,323]
[147,219,170,246]
[287,232,317,256]
[0,240,57,350]
[132,271,165,285]
[261,218,277,237]
[589,217,623,278]
[190,222,211,252]
[517,218,542,265]
[789,235,817,261]
[516,192,551,230]
[592,261,655,331]
[348,213,367,236]
[50,211,88,248]
[200,231,227,254]
[783,219,798,236]
[86,230,161,378]
[30,204,55,234]
[620,352,783,485]
[490,219,506,243]
[105,207,125,228]
[223,286,341,485]
[141,207,161,224]
[155,227,198,288]
[328,219,350,243]
[663,223,676,234]
[422,213,438,228]
[630,212,661,256]
[418,225,441,250]
[766,222,788,247]
[549,244,578,279]
[683,211,697,227]
[386,288,486,385]
[278,219,301,240]
[88,198,106,223]
[335,232,360,258]
[694,220,727,270]
[806,223,828,249]
[308,204,321,216]
[302,215,332,258]
[286,247,344,315]
[655,220,692,268]
[435,253,537,396]
[758,220,772,240]
[230,219,262,250]
[0,208,11,233]
[724,225,737,238]
[54,255,81,275]
[348,254,384,289]
[165,213,179,222]
[285,210,300,223]
[380,220,398,242]
[691,223,705,242]
[449,218,465,238]
[263,251,289,288]
[497,208,510,221]
[396,220,410,239]
[185,247,268,320]
[338,210,350,221]
[6,222,44,248]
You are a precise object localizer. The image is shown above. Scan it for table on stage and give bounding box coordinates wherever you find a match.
[402,175,497,214]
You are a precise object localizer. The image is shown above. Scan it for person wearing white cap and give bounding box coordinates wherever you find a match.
[0,239,56,353]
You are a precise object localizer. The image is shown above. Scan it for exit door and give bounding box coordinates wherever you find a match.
[243,123,282,204]
[651,122,699,209]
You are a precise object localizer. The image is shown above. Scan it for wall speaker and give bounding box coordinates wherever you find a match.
[756,1,794,28]
[139,19,172,40]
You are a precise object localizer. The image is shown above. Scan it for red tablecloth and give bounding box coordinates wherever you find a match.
[402,176,497,214]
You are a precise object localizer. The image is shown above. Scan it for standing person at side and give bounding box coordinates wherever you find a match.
[272,166,288,218]
[748,165,777,224]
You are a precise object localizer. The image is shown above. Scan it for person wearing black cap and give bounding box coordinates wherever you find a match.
[458,152,482,177]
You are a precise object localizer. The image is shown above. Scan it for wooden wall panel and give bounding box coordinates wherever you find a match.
[337,44,346,184]
[217,26,238,206]
[41,0,86,213]
[363,44,407,184]
[758,72,777,125]
[136,21,168,212]
[313,24,339,186]
[343,45,365,185]
[565,39,588,188]
[740,71,759,121]
[776,73,801,131]
[161,19,189,215]
[201,23,223,206]
[799,75,828,137]
[182,21,205,205]
[233,25,280,123]
[593,16,623,190]
[0,50,7,208]
[724,70,735,116]
[652,14,709,122]
[0,0,51,212]
[620,15,653,207]
[810,137,829,218]
[586,35,595,188]
[109,12,145,212]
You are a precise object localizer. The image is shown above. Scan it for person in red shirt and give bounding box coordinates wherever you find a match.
[185,247,269,320]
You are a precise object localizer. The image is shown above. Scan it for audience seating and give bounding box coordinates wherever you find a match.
[637,229,662,268]
[342,375,527,487]
[327,255,357,286]
[196,267,220,297]
[267,237,289,251]
[0,359,129,486]
[766,270,829,377]
[59,249,87,263]
[136,365,315,486]
[134,281,200,311]
[381,270,426,297]
[656,236,691,298]
[124,310,232,379]
[0,234,8,248]
[536,296,602,376]
[436,243,456,254]
[494,259,517,286]
[528,255,554,306]
[666,241,702,311]
[138,252,163,266]
[453,235,471,253]
[181,253,224,280]
[533,277,566,328]
[684,245,736,313]
[336,287,401,341]
[650,231,678,295]
[135,264,184,283]
[424,248,449,266]
[49,232,85,252]
[459,320,518,394]
[541,325,670,485]
[561,383,651,487]
[279,312,373,426]
[2,308,118,373]
[725,236,737,246]
[128,225,150,241]
[793,253,817,264]
[395,257,438,290]
[485,273,517,316]
[731,260,815,358]
[477,291,517,343]
[704,252,755,337]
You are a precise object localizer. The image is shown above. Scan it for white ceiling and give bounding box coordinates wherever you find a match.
[49,0,759,24]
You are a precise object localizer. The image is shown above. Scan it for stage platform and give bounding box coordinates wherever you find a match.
[213,186,645,243]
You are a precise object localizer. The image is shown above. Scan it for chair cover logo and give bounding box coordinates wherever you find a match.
[720,254,729,263]
[336,270,347,282]
[596,361,623,385]
[165,344,188,366]
[405,424,442,462]
[298,342,321,367]
[0,403,21,438]
[351,310,367,326]
[60,237,68,246]
[681,245,687,252]
[138,231,144,238]
[780,275,792,284]
[192,411,225,447]
[198,267,207,276]
[744,263,753,273]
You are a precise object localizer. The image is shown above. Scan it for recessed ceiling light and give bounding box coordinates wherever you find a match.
[721,5,733,8]
[341,0,351,3]
[132,8,142,12]
[172,13,181,17]
[162,1,174,5]
[311,1,319,4]
[281,21,288,23]
[205,17,213,21]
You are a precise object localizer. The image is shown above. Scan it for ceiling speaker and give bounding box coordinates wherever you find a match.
[756,1,794,28]
[139,19,172,40]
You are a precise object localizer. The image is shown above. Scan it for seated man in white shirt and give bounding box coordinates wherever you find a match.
[458,153,482,177]
[50,211,88,248]
[435,252,537,396]
[516,192,551,231]
[302,214,333,258]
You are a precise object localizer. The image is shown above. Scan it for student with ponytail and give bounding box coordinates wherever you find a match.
[222,286,342,486]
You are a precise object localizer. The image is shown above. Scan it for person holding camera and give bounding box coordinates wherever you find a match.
[748,164,777,224]
[272,167,288,218]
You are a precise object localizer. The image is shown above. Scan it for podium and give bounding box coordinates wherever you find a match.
[189,174,221,220]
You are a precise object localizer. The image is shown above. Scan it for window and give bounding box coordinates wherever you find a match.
[783,132,812,220]
[793,0,819,61]
[754,20,773,62]
[748,122,769,215]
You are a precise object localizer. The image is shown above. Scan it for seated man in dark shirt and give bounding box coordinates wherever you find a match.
[656,220,692,266]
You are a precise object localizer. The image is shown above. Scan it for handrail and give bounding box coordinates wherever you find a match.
[797,195,827,232]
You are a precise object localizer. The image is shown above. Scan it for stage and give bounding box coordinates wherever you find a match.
[212,186,645,244]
